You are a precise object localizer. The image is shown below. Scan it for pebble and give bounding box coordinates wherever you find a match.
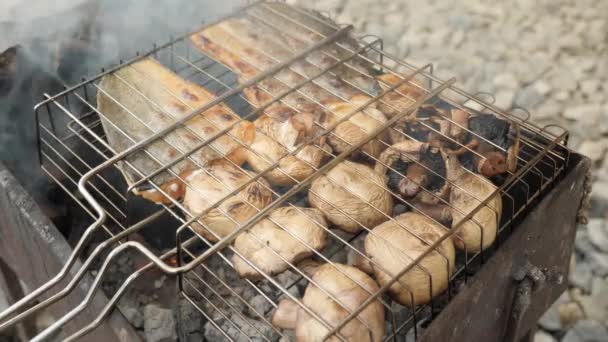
[494,90,516,110]
[580,79,601,97]
[590,181,608,218]
[248,295,273,318]
[587,219,608,253]
[176,299,205,342]
[493,73,519,90]
[569,258,593,293]
[143,304,177,342]
[557,302,585,328]
[561,320,608,342]
[534,330,557,342]
[578,141,607,163]
[563,104,601,122]
[576,277,608,322]
[515,85,544,109]
[539,304,562,331]
[575,228,595,256]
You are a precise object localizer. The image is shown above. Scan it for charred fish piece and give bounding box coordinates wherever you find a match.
[97,58,255,204]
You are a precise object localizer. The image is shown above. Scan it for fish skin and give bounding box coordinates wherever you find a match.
[190,3,381,109]
[97,57,254,203]
[190,4,391,158]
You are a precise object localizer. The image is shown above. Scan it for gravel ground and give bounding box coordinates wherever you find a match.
[289,0,608,341]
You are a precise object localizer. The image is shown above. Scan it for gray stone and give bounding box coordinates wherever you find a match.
[494,89,516,109]
[204,320,227,341]
[580,79,601,97]
[588,219,608,253]
[534,330,556,342]
[533,80,552,96]
[554,90,571,102]
[569,259,593,293]
[143,304,177,342]
[176,299,205,342]
[514,85,544,109]
[154,275,167,289]
[117,292,144,329]
[493,73,519,90]
[575,228,594,257]
[578,141,607,163]
[248,295,273,318]
[562,320,608,342]
[563,104,602,123]
[538,304,562,331]
[588,251,608,277]
[590,181,608,218]
[576,277,608,322]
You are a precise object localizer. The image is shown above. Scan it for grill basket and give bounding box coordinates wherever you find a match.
[0,1,572,341]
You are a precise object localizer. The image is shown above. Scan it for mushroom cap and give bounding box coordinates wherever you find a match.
[365,212,455,307]
[321,99,388,159]
[247,131,327,186]
[296,263,385,342]
[309,161,392,233]
[233,207,328,279]
[182,159,273,242]
[450,172,502,252]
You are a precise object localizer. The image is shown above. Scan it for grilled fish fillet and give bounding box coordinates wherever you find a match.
[190,3,390,159]
[97,58,255,204]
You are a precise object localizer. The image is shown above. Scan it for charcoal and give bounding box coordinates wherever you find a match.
[467,114,511,150]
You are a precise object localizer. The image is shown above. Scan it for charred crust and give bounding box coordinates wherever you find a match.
[181,89,199,102]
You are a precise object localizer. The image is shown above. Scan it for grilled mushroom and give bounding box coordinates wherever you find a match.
[182,159,273,242]
[272,263,385,342]
[365,212,455,307]
[459,113,520,177]
[375,73,426,121]
[309,161,393,233]
[375,139,430,198]
[444,150,502,252]
[320,95,389,159]
[233,207,328,279]
[246,109,331,186]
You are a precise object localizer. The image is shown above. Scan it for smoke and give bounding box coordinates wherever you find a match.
[1,0,242,78]
[0,0,242,200]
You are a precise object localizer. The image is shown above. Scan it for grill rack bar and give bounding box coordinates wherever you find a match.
[1,1,571,341]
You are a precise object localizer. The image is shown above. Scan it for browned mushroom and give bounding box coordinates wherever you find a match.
[444,150,502,252]
[375,139,430,199]
[272,263,385,342]
[449,108,470,140]
[364,212,455,307]
[246,129,331,186]
[246,108,332,186]
[375,73,426,121]
[320,95,389,159]
[309,161,393,233]
[232,206,328,279]
[182,159,273,242]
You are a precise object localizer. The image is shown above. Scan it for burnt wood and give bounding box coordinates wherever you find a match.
[0,162,141,341]
[419,153,590,342]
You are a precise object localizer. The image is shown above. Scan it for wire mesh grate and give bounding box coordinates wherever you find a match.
[1,1,571,341]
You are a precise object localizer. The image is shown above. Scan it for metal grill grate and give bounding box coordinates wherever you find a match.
[1,1,570,341]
